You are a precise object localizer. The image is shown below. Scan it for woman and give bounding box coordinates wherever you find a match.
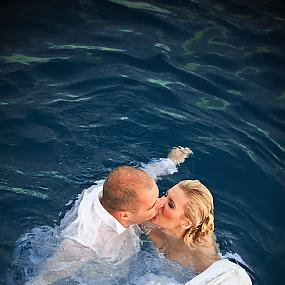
[145,179,221,273]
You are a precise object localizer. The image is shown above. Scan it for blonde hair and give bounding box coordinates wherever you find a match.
[178,180,214,248]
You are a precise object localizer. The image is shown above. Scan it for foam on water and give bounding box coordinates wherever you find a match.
[8,176,195,285]
[9,221,251,285]
[8,226,61,284]
[9,225,196,285]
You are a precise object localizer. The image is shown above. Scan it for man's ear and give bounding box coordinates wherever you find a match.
[119,211,130,220]
[181,219,192,230]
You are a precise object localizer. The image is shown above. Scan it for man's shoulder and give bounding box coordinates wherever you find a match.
[86,181,104,192]
[81,183,104,201]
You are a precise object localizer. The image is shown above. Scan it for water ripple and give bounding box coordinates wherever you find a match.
[1,1,285,284]
[49,43,126,52]
[0,182,48,200]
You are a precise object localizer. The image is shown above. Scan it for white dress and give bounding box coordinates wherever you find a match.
[185,259,252,285]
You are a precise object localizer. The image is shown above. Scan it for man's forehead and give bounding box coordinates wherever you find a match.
[139,185,158,205]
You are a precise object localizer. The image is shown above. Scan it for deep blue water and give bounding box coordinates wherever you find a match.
[0,0,285,284]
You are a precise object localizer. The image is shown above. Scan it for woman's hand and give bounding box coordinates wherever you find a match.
[167,146,193,165]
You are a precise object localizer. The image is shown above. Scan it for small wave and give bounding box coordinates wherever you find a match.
[8,226,60,284]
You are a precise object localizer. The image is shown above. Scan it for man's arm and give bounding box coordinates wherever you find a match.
[141,146,193,180]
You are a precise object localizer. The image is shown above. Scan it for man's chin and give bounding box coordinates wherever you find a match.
[150,214,159,224]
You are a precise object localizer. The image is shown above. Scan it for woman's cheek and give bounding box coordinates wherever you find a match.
[163,208,173,220]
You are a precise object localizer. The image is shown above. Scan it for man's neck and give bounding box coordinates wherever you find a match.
[99,197,114,215]
[100,197,129,228]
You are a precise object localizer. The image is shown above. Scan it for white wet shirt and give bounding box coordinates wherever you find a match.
[60,158,177,263]
[61,184,140,262]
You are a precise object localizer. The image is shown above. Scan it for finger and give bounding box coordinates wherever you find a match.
[179,147,188,154]
[181,147,193,154]
[184,147,193,154]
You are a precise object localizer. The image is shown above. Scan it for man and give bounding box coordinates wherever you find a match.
[27,147,192,284]
[60,165,164,262]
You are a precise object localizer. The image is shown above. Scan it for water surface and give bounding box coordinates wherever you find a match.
[1,0,285,284]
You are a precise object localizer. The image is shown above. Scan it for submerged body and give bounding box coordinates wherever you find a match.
[147,222,220,273]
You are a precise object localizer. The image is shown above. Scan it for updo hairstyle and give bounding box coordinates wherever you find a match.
[178,180,214,248]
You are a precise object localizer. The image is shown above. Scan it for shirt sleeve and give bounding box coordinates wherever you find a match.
[140,158,178,181]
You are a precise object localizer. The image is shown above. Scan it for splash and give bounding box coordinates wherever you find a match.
[10,226,194,284]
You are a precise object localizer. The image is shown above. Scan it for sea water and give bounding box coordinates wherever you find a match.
[1,0,284,284]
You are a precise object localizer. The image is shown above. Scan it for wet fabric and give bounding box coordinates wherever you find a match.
[61,183,140,262]
[60,158,177,262]
[185,259,252,285]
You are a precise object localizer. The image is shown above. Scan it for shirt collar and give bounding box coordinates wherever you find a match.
[92,184,127,235]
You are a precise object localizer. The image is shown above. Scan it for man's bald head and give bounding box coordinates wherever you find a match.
[102,166,155,212]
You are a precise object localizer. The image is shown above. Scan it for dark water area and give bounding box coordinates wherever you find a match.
[0,0,284,284]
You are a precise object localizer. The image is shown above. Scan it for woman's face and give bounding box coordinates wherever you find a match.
[150,184,189,231]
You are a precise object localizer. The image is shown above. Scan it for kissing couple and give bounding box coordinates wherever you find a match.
[27,147,251,285]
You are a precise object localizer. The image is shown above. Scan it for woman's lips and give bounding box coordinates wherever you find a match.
[151,207,162,222]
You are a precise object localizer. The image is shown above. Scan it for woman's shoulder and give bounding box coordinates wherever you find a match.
[190,241,221,273]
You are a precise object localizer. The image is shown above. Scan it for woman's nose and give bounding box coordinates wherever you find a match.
[156,196,166,209]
